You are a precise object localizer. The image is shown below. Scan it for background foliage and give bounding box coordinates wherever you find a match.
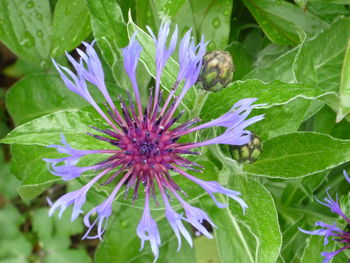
[1,0,350,262]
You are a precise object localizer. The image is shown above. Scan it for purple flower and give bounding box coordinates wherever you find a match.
[47,19,263,261]
[299,170,350,262]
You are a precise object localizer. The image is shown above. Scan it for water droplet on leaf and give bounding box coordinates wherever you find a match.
[212,18,221,28]
[208,41,216,51]
[20,31,35,48]
[36,12,43,20]
[40,60,49,69]
[36,30,43,38]
[64,6,71,15]
[26,1,35,9]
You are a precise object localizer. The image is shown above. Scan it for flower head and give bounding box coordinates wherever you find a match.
[299,171,350,263]
[47,19,263,260]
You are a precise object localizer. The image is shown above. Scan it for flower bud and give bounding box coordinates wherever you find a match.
[230,133,262,164]
[199,51,234,92]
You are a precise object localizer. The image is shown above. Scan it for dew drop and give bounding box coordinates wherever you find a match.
[26,1,35,9]
[36,12,43,20]
[51,47,59,57]
[208,41,216,51]
[64,5,71,15]
[121,220,129,228]
[212,17,221,28]
[224,10,230,16]
[146,10,152,18]
[40,60,49,69]
[275,0,281,5]
[36,30,43,38]
[20,31,35,48]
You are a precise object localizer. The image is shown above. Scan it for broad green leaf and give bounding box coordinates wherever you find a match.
[294,18,350,93]
[190,0,233,50]
[252,99,324,140]
[95,206,175,263]
[0,205,25,238]
[245,132,350,178]
[194,237,219,263]
[0,146,20,200]
[6,73,122,125]
[201,176,281,263]
[200,80,325,122]
[157,0,186,18]
[165,235,196,263]
[127,14,196,110]
[1,110,112,149]
[50,0,91,57]
[32,207,91,263]
[6,73,88,125]
[231,176,281,263]
[10,144,59,200]
[337,39,350,122]
[280,171,328,207]
[0,0,52,65]
[87,0,129,86]
[211,203,257,263]
[244,48,298,82]
[242,0,328,45]
[300,235,326,262]
[254,44,290,69]
[135,0,157,30]
[307,1,349,23]
[308,0,350,4]
[226,42,253,81]
[0,205,32,261]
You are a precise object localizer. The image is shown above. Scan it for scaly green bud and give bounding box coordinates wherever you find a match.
[230,133,262,164]
[198,51,234,92]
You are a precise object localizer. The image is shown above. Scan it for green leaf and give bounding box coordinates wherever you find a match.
[32,207,91,263]
[6,74,88,125]
[158,0,186,18]
[231,176,281,263]
[294,17,350,93]
[6,73,124,125]
[242,0,328,45]
[0,148,19,199]
[251,99,323,140]
[301,235,326,262]
[50,0,91,57]
[337,39,350,122]
[0,0,52,65]
[227,42,253,81]
[166,236,196,263]
[201,176,281,263]
[87,0,129,86]
[10,144,59,200]
[0,205,32,261]
[95,206,174,263]
[200,80,325,122]
[244,132,350,178]
[190,0,233,50]
[1,110,111,149]
[135,0,157,31]
[244,48,298,82]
